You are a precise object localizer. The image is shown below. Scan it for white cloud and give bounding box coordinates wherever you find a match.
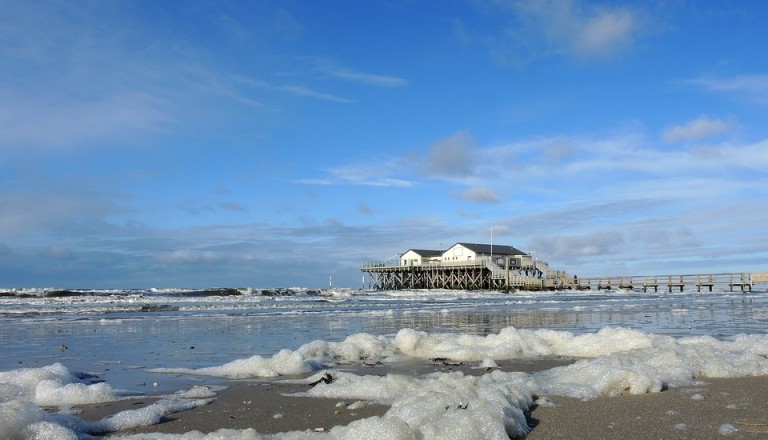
[426,132,477,177]
[455,187,500,204]
[278,85,355,103]
[630,227,701,251]
[662,116,732,142]
[509,0,643,61]
[529,230,626,259]
[0,91,172,149]
[329,165,413,187]
[324,67,410,88]
[159,249,222,264]
[688,74,768,104]
[298,157,414,187]
[574,8,637,58]
[0,2,370,152]
[690,74,768,94]
[311,58,410,88]
[0,190,121,240]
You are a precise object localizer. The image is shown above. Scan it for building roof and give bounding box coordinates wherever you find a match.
[403,249,443,257]
[454,242,528,256]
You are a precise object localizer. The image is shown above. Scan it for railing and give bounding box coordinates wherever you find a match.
[362,256,539,271]
[362,260,486,270]
[567,272,764,292]
[484,259,507,279]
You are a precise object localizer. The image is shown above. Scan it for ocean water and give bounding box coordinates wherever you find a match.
[1,287,767,439]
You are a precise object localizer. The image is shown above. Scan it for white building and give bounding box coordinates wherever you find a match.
[397,242,548,273]
[441,242,527,265]
[400,249,442,266]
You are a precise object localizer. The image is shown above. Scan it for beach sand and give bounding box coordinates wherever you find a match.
[75,359,768,439]
[526,376,768,439]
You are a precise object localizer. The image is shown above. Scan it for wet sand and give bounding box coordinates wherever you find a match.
[526,376,768,439]
[76,359,768,439]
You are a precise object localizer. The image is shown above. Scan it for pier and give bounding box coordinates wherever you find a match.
[362,242,767,292]
[362,258,546,291]
[362,259,768,293]
[571,272,767,292]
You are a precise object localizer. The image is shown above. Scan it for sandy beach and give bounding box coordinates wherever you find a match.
[526,376,768,439]
[71,358,768,439]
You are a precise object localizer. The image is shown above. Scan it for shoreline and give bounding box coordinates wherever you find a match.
[72,359,768,439]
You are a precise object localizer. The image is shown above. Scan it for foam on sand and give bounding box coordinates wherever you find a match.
[0,364,214,439]
[3,326,768,439]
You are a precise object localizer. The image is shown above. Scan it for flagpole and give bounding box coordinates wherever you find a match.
[490,226,493,262]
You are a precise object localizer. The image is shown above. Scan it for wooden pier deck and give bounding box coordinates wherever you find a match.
[361,260,545,291]
[362,259,768,293]
[571,272,767,292]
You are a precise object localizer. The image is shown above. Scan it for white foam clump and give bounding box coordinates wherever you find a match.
[152,325,768,383]
[0,362,127,406]
[393,326,662,361]
[0,363,215,439]
[151,333,393,379]
[305,369,536,439]
[292,326,768,438]
[151,349,315,379]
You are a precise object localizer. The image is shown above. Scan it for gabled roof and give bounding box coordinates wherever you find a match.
[402,249,443,257]
[454,242,528,256]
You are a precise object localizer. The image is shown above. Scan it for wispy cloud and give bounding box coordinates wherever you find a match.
[0,91,172,149]
[0,189,122,239]
[176,199,249,215]
[473,0,646,64]
[662,116,734,142]
[219,202,248,212]
[425,132,477,177]
[0,3,366,152]
[689,74,768,94]
[529,230,627,259]
[525,0,640,59]
[278,85,355,103]
[309,57,409,88]
[295,176,412,187]
[231,75,354,103]
[322,66,410,88]
[572,7,638,58]
[687,74,768,104]
[297,160,414,187]
[357,203,374,215]
[477,130,768,180]
[454,187,500,204]
[158,249,222,265]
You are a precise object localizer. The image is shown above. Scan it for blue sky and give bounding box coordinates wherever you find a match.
[2,0,767,288]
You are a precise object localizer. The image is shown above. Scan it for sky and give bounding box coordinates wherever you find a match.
[1,0,768,288]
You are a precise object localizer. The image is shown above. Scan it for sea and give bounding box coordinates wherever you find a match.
[2,286,768,439]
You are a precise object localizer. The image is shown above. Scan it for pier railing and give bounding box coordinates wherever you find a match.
[570,272,766,292]
[362,256,538,271]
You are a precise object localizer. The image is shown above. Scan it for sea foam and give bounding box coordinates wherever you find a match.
[4,326,768,439]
